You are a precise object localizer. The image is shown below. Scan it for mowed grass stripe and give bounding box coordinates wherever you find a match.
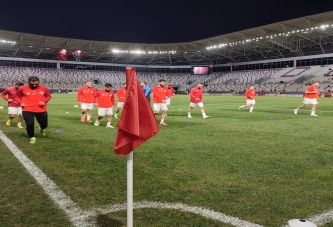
[0,130,95,227]
[0,94,333,227]
[0,133,72,227]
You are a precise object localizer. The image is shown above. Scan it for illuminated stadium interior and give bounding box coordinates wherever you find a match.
[0,11,333,95]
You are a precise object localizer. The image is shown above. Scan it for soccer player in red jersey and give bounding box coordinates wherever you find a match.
[152,79,168,125]
[188,82,211,118]
[15,76,51,144]
[294,82,320,116]
[239,85,256,112]
[1,82,24,128]
[93,83,115,128]
[114,83,126,119]
[77,80,96,123]
[166,83,175,107]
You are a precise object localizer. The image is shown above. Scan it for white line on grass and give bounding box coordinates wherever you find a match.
[3,130,331,226]
[308,209,333,226]
[0,130,94,227]
[87,201,265,227]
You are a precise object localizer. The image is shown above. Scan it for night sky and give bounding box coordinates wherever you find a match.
[0,0,332,43]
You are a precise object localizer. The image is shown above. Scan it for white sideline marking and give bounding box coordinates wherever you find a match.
[2,130,332,226]
[308,209,333,226]
[0,130,94,227]
[87,201,264,227]
[0,130,265,227]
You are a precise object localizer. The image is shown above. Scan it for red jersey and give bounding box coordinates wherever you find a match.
[1,86,21,107]
[77,86,96,103]
[116,87,127,103]
[304,85,319,99]
[190,87,203,103]
[94,90,115,108]
[245,89,255,100]
[166,87,175,98]
[15,85,51,112]
[152,85,168,103]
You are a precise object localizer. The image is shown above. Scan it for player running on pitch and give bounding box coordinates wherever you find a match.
[152,79,168,125]
[1,82,24,128]
[93,83,115,128]
[188,82,211,118]
[239,85,256,112]
[77,80,96,123]
[114,83,126,119]
[294,82,320,116]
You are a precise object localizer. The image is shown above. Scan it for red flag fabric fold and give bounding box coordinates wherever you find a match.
[114,68,159,156]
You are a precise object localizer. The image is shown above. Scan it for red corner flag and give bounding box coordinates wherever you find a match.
[114,68,159,156]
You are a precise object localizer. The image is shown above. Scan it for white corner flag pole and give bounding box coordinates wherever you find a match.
[127,151,134,227]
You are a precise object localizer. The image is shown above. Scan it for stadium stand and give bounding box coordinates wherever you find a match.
[137,73,156,87]
[1,65,333,94]
[0,67,28,83]
[165,73,190,85]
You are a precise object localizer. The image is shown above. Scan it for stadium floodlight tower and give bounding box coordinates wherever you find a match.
[288,219,317,227]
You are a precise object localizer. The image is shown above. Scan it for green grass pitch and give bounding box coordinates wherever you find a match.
[0,94,333,227]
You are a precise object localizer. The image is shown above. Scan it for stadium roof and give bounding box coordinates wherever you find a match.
[0,11,333,66]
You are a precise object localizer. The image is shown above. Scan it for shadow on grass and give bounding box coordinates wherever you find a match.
[96,214,124,227]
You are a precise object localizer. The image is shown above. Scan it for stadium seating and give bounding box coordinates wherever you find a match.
[1,65,333,93]
[89,70,125,90]
[0,67,28,83]
[30,68,65,83]
[165,73,190,85]
[137,73,156,87]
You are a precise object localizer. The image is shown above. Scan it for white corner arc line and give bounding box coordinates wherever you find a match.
[2,130,332,227]
[87,201,265,227]
[0,130,94,227]
[0,129,265,227]
[308,209,333,226]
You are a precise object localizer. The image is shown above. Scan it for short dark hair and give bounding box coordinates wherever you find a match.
[105,83,112,88]
[141,81,147,85]
[28,76,39,82]
[198,82,204,85]
[159,79,166,82]
[15,82,24,86]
